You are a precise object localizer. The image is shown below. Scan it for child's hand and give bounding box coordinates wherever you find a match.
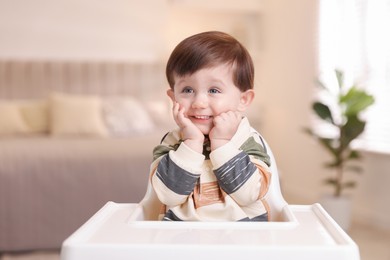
[209,111,242,150]
[172,102,204,152]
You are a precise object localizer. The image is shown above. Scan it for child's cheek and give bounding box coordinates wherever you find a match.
[177,102,188,117]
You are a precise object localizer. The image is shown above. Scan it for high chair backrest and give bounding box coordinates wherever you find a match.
[136,135,287,222]
[260,136,288,221]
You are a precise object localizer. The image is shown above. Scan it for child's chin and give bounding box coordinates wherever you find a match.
[201,130,210,135]
[196,126,212,135]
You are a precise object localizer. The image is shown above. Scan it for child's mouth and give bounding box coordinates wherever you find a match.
[193,115,211,120]
[191,115,213,124]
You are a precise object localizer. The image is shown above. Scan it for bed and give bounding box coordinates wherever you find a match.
[0,59,171,252]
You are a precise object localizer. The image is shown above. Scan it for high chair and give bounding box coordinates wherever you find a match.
[61,136,360,260]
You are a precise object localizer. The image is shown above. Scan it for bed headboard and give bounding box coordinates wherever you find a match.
[0,60,166,100]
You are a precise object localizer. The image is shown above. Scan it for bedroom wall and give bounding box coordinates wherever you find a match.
[0,0,260,62]
[256,0,320,203]
[0,0,389,229]
[0,0,167,61]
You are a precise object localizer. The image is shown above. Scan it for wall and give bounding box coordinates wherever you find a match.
[257,0,321,200]
[0,0,167,61]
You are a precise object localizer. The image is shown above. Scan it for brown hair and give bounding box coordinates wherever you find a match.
[166,31,254,92]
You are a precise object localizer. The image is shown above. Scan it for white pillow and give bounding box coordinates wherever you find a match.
[103,97,155,137]
[50,93,108,137]
[144,100,175,129]
[0,102,30,135]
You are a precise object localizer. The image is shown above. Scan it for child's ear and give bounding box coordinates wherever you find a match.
[166,89,175,102]
[237,89,255,112]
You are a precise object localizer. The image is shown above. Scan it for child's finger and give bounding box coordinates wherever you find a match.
[213,114,221,123]
[172,102,181,124]
[234,111,242,120]
[177,106,187,126]
[173,103,184,125]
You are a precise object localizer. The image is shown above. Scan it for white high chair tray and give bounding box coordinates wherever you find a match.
[61,201,359,260]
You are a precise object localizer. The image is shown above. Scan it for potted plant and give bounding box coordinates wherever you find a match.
[304,69,374,230]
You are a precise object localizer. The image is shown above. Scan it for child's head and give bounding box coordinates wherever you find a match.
[166,31,254,92]
[165,31,256,135]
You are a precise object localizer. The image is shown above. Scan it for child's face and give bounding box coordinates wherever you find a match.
[167,63,254,135]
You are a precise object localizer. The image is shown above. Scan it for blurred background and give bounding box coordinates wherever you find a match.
[0,0,389,259]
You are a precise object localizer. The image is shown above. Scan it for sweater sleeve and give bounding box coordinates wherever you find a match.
[151,142,205,207]
[210,141,271,206]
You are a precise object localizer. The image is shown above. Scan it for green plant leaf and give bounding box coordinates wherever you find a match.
[303,126,339,157]
[335,69,344,89]
[318,137,338,156]
[340,87,375,116]
[324,160,340,168]
[347,150,361,160]
[342,181,356,189]
[324,178,338,186]
[340,115,366,149]
[313,102,334,124]
[302,127,314,136]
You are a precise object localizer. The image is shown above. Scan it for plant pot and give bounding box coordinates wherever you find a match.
[319,195,352,231]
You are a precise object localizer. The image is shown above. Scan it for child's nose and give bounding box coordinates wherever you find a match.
[192,94,208,109]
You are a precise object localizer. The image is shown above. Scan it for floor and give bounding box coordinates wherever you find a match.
[1,221,389,260]
[349,223,390,260]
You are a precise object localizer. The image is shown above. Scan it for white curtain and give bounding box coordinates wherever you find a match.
[318,0,390,153]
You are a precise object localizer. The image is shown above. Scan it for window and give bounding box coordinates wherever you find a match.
[318,0,390,154]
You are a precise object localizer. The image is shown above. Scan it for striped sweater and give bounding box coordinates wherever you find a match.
[151,117,272,221]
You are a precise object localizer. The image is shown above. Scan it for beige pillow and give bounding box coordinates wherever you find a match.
[19,100,49,133]
[0,102,30,135]
[50,93,108,137]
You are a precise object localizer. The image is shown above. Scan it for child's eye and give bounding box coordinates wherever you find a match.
[209,88,221,94]
[182,87,194,94]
